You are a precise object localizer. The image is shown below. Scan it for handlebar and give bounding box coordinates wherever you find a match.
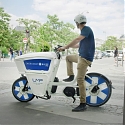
[54,45,65,52]
[54,45,65,59]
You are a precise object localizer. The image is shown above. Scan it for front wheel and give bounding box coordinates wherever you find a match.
[12,76,35,102]
[85,73,112,107]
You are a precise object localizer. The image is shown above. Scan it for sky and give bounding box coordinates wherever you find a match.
[0,0,124,40]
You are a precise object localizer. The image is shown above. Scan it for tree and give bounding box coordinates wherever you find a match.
[16,15,79,52]
[38,14,79,51]
[106,36,117,50]
[16,18,42,52]
[100,36,118,51]
[9,29,25,50]
[0,7,11,47]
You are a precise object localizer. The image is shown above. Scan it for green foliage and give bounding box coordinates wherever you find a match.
[0,8,25,51]
[9,29,25,50]
[16,18,42,51]
[39,44,50,52]
[35,42,50,52]
[0,7,11,47]
[99,36,123,51]
[38,14,79,51]
[0,7,124,53]
[0,46,8,55]
[41,41,50,52]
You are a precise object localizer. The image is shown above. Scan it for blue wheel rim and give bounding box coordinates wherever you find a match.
[13,79,34,101]
[85,75,110,106]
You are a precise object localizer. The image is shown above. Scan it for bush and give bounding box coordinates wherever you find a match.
[35,43,50,52]
[42,45,50,52]
[0,46,8,57]
[0,46,8,54]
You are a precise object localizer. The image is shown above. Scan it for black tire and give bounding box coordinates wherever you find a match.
[85,73,112,107]
[12,76,35,102]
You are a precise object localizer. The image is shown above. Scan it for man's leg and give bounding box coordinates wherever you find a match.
[10,54,12,61]
[72,56,91,112]
[66,54,78,76]
[63,54,78,82]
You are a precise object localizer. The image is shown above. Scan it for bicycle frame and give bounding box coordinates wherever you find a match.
[15,50,97,100]
[13,48,113,106]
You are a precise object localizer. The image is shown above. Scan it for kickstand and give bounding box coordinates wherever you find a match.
[71,95,76,103]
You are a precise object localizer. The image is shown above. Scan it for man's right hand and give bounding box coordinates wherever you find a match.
[57,46,67,51]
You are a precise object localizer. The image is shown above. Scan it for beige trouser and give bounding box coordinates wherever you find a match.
[66,54,91,103]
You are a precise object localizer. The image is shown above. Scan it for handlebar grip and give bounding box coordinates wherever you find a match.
[58,45,65,51]
[54,45,65,52]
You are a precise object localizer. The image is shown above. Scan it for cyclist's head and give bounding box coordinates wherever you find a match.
[74,14,87,28]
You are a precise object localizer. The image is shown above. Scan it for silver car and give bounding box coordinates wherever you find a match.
[94,51,102,59]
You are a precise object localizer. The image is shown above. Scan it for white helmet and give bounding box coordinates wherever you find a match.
[74,14,87,24]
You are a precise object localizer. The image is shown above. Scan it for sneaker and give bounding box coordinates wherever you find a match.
[63,75,74,82]
[72,103,87,112]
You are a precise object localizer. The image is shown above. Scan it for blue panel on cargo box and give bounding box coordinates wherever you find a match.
[24,59,51,71]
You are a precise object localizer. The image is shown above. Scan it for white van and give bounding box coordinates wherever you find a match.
[106,50,114,57]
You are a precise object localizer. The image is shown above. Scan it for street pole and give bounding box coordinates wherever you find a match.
[123,75,125,125]
[122,55,123,66]
[0,50,1,61]
[123,47,125,125]
[25,30,30,53]
[103,31,106,51]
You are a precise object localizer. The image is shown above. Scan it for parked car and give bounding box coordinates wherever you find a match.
[117,50,124,61]
[106,50,114,57]
[102,51,110,57]
[94,50,102,59]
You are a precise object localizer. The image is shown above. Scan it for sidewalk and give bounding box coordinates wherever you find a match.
[0,57,14,62]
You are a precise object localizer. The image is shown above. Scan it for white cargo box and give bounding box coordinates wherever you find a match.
[14,52,57,74]
[26,73,49,96]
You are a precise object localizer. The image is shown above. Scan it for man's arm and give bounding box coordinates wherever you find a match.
[57,35,85,51]
[71,44,79,48]
[65,35,85,49]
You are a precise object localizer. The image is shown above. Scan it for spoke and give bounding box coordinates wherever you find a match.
[24,94,29,99]
[98,91,107,100]
[98,82,108,90]
[15,86,20,91]
[17,92,22,98]
[86,90,90,97]
[90,96,97,103]
[91,77,98,84]
[27,89,33,94]
[18,81,24,87]
[86,81,91,87]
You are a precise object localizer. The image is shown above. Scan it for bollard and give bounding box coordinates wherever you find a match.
[123,76,125,124]
[124,55,125,73]
[116,56,118,67]
[2,53,4,61]
[0,50,1,61]
[123,48,125,125]
[122,55,123,66]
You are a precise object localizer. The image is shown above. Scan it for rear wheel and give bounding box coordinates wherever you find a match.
[85,73,112,107]
[12,76,35,102]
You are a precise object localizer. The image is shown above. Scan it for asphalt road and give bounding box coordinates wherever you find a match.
[0,57,124,125]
